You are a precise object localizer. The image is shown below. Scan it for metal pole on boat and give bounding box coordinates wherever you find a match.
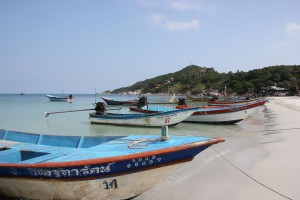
[94,88,97,104]
[161,126,169,140]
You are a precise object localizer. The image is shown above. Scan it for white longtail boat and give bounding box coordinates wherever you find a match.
[89,107,198,127]
[129,99,268,124]
[46,94,73,103]
[0,128,224,199]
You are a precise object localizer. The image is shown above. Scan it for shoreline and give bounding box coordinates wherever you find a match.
[136,96,300,200]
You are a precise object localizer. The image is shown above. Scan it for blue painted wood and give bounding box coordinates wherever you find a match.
[0,129,220,180]
[4,131,40,144]
[0,129,6,139]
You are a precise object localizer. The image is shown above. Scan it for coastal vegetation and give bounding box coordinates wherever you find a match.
[111,65,300,96]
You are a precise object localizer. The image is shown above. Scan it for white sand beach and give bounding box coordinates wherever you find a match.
[136,96,300,200]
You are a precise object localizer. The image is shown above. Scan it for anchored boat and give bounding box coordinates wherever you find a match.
[46,94,73,102]
[89,107,198,127]
[129,99,268,124]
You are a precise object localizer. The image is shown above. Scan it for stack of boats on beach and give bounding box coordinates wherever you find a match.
[123,97,268,125]
[100,95,268,125]
[0,95,267,199]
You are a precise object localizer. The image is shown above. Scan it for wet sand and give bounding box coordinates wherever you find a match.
[136,96,300,200]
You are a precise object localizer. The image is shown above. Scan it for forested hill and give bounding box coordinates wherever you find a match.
[111,65,300,95]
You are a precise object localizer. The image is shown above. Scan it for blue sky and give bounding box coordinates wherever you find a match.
[1,0,300,94]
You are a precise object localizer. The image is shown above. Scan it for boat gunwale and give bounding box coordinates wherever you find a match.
[0,138,225,168]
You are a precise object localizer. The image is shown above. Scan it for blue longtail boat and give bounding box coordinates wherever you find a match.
[0,128,224,199]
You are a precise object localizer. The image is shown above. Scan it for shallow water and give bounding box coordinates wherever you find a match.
[0,94,274,199]
[0,93,269,139]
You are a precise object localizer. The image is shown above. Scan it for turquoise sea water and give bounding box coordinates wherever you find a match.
[0,93,276,200]
[0,93,271,140]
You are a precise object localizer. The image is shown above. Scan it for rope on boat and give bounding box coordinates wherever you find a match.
[128,137,163,149]
[212,147,293,200]
[128,126,170,148]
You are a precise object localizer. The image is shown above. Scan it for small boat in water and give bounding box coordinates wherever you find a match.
[186,95,209,102]
[46,94,73,102]
[130,99,268,124]
[101,96,138,106]
[101,96,176,106]
[89,106,198,127]
[0,128,224,199]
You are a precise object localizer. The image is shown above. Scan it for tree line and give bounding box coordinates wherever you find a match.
[111,65,300,96]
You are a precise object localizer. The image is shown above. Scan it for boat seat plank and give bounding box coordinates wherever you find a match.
[18,149,75,164]
[49,135,212,162]
[1,134,213,163]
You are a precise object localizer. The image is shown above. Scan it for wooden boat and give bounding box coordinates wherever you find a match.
[186,95,209,102]
[46,94,73,102]
[101,96,176,106]
[177,99,268,124]
[0,128,224,200]
[207,98,255,106]
[101,96,138,106]
[129,105,175,114]
[129,99,268,124]
[89,107,198,127]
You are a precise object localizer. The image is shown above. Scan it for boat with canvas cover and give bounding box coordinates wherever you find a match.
[0,128,224,200]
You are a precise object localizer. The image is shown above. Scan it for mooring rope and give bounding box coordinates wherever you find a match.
[272,100,300,112]
[259,127,300,132]
[212,147,293,200]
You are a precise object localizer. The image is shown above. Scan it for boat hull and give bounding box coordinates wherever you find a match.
[89,108,198,127]
[183,99,267,124]
[207,99,255,106]
[130,100,268,124]
[184,107,255,124]
[101,96,138,105]
[46,95,72,102]
[186,95,209,102]
[0,129,225,199]
[0,162,185,200]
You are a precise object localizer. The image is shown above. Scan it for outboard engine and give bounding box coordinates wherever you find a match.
[137,96,148,108]
[177,98,186,106]
[95,102,106,115]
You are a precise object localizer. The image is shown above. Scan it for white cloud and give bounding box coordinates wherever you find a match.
[151,14,200,31]
[136,0,219,14]
[168,1,198,11]
[167,0,219,13]
[286,22,300,35]
[165,18,200,31]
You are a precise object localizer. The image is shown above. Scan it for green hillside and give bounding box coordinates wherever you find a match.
[111,65,300,96]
